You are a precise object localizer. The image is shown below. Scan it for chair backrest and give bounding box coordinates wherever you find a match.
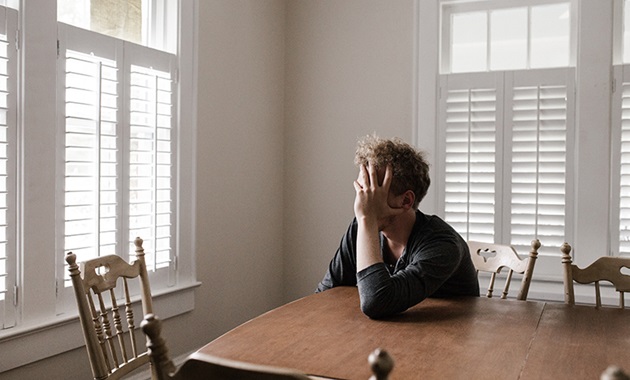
[141,314,395,380]
[66,237,154,380]
[468,239,540,300]
[561,242,630,308]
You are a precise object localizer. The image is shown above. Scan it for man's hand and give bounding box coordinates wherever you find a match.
[353,163,404,227]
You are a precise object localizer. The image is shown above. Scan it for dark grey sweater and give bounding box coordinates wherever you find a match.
[316,210,480,319]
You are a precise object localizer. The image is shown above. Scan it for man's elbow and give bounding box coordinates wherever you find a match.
[360,297,397,319]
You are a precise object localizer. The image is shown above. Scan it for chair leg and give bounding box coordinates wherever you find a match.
[561,243,575,305]
[595,281,601,308]
[487,273,496,298]
[501,270,513,299]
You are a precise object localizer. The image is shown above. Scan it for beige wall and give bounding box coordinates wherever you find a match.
[193,0,287,334]
[3,0,420,377]
[283,0,416,299]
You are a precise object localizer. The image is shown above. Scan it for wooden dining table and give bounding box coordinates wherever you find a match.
[198,286,630,380]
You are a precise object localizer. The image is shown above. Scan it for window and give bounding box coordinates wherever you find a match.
[0,0,196,372]
[437,0,576,277]
[441,0,574,73]
[612,70,630,256]
[56,7,182,314]
[57,24,177,302]
[58,0,177,53]
[438,69,575,275]
[0,6,17,330]
[611,0,630,257]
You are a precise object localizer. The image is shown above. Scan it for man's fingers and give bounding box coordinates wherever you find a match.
[367,162,379,187]
[382,164,393,190]
[358,162,393,191]
[357,164,370,188]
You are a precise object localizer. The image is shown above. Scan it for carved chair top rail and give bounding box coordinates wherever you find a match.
[570,256,630,292]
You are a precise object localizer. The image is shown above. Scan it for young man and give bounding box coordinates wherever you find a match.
[316,134,479,319]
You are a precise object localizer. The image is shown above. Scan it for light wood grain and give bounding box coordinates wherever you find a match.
[200,287,545,380]
[142,313,391,380]
[66,237,153,380]
[520,303,630,379]
[199,287,630,380]
[468,239,540,300]
[562,242,630,308]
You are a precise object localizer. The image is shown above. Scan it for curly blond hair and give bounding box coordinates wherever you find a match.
[354,134,430,209]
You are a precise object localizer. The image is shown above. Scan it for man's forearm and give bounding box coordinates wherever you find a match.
[355,217,382,271]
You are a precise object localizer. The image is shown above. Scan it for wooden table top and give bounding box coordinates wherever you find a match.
[198,287,630,380]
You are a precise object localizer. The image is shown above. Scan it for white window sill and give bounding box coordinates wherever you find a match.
[0,281,201,372]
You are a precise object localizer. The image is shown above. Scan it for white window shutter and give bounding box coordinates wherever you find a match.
[438,68,574,262]
[0,7,17,330]
[124,43,176,280]
[612,64,630,257]
[439,73,503,243]
[506,69,574,254]
[59,25,121,272]
[58,26,178,304]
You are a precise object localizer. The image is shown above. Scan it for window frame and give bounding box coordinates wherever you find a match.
[423,0,617,303]
[0,0,198,372]
[55,23,180,314]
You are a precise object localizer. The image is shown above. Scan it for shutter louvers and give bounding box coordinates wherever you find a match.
[0,30,10,306]
[444,87,497,242]
[510,85,567,249]
[128,65,172,271]
[618,82,630,255]
[64,49,119,267]
[0,8,18,329]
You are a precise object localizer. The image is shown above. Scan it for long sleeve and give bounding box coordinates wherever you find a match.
[316,220,359,292]
[357,235,465,319]
[316,212,479,319]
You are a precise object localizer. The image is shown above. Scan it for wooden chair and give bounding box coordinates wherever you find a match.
[468,239,540,300]
[66,237,154,380]
[140,314,395,380]
[561,242,630,308]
